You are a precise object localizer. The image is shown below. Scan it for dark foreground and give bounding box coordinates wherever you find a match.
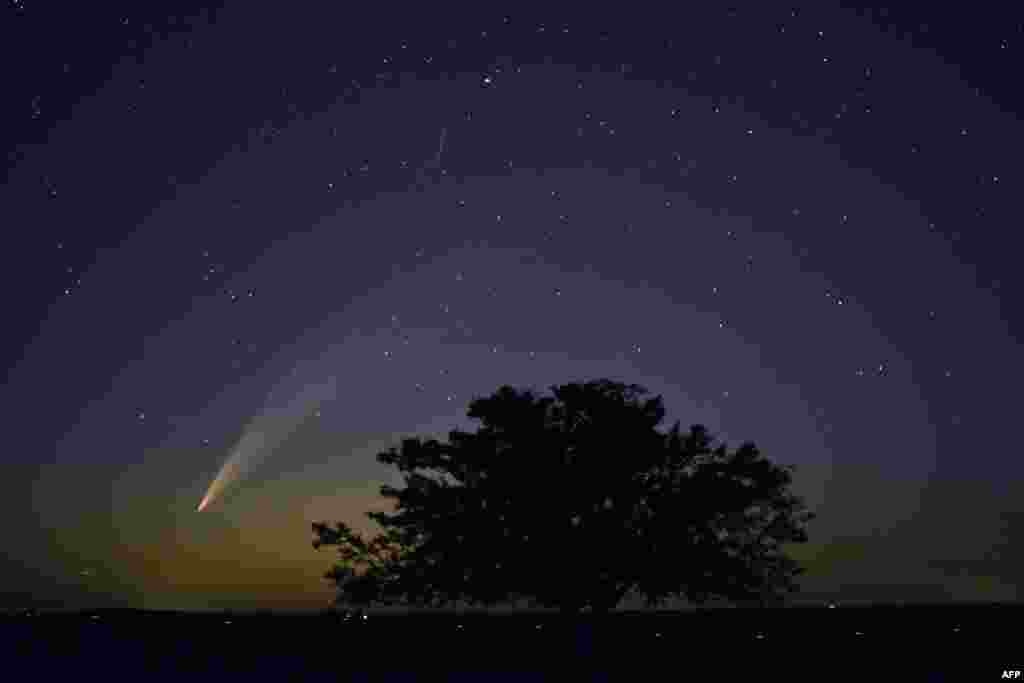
[2,603,1021,681]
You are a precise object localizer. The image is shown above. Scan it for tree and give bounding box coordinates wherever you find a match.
[312,378,816,614]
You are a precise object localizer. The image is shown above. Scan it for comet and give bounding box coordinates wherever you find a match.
[195,368,338,513]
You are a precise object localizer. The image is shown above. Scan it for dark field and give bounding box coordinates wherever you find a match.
[1,604,1020,681]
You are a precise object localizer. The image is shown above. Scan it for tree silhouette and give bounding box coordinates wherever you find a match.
[312,379,815,614]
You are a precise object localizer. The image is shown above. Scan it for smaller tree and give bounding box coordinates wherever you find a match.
[311,522,414,607]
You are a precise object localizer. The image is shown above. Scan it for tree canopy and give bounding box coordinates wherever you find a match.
[312,378,815,613]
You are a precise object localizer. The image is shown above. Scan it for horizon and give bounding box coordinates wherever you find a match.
[8,599,1022,616]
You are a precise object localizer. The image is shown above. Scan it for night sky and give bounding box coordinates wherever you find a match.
[3,2,1022,612]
